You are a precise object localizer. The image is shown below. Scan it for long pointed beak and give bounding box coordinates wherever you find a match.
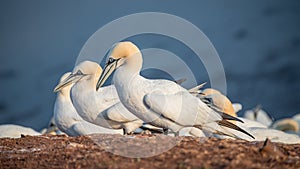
[96,61,117,91]
[53,73,84,92]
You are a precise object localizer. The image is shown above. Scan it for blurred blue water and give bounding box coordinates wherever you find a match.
[0,0,299,130]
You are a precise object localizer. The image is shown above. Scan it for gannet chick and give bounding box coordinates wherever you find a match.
[0,124,40,138]
[53,72,123,136]
[54,61,143,134]
[96,41,254,139]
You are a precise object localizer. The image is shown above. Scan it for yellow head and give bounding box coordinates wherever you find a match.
[54,60,102,92]
[96,41,142,90]
[202,88,222,95]
[109,41,141,60]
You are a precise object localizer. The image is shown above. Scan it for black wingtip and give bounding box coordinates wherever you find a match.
[221,113,244,123]
[174,78,187,85]
[218,120,255,139]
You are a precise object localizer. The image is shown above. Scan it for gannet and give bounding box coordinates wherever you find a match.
[180,114,266,138]
[237,127,300,144]
[54,61,144,134]
[96,41,254,139]
[271,118,299,133]
[53,72,123,136]
[198,88,238,118]
[182,86,242,137]
[244,105,274,127]
[0,124,41,138]
[188,84,243,124]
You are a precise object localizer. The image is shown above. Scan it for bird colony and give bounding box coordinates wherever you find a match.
[1,41,300,144]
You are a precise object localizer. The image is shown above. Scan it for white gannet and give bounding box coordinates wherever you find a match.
[181,103,262,138]
[237,117,268,129]
[188,86,243,137]
[54,61,144,134]
[271,118,299,133]
[237,127,300,144]
[244,105,274,127]
[197,88,238,120]
[0,124,41,138]
[96,41,254,139]
[188,84,245,125]
[53,72,123,136]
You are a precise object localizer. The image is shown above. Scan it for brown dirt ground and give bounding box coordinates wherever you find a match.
[0,134,300,169]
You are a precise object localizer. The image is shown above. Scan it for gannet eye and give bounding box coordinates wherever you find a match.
[76,70,84,75]
[107,58,115,65]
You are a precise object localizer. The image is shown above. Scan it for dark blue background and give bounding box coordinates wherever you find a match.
[0,0,299,130]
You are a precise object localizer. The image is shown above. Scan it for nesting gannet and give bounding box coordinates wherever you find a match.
[271,118,299,133]
[96,41,254,139]
[53,72,123,136]
[189,85,243,134]
[0,124,41,138]
[54,61,144,134]
[244,105,273,127]
[237,127,300,144]
[188,84,243,124]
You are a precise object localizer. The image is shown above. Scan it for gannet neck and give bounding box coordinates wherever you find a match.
[54,88,78,133]
[58,84,71,96]
[113,64,141,90]
[57,72,72,96]
[73,61,102,89]
[96,42,143,90]
[79,74,96,89]
[124,51,143,74]
[110,41,143,73]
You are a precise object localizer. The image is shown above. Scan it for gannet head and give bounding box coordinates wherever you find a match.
[53,72,73,94]
[202,88,222,96]
[200,88,236,117]
[54,61,102,92]
[96,41,142,90]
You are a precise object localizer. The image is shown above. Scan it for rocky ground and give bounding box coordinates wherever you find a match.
[1,134,300,169]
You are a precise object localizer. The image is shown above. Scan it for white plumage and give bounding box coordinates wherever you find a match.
[0,124,40,138]
[96,41,254,138]
[53,72,123,136]
[54,61,143,134]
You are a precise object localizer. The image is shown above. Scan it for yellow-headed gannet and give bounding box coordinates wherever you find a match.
[96,41,254,139]
[53,72,123,136]
[54,61,144,134]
